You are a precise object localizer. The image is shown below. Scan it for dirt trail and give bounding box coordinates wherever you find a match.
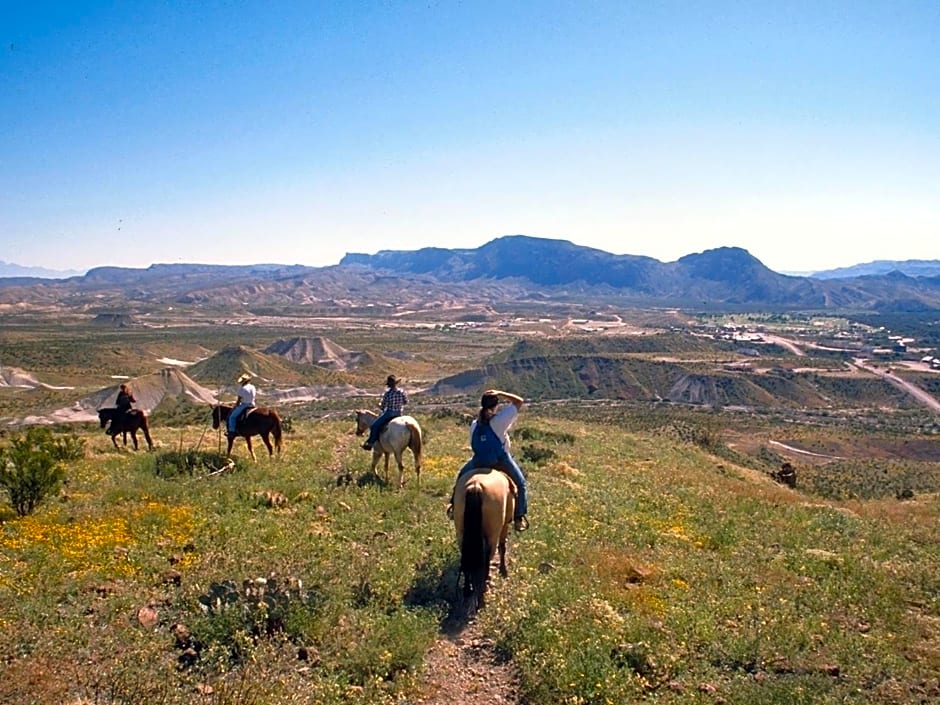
[853,358,940,414]
[762,335,805,356]
[414,619,521,704]
[769,440,844,460]
[330,424,521,703]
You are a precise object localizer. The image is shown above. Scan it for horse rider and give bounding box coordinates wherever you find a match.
[109,383,136,436]
[447,389,530,532]
[362,374,408,450]
[228,372,257,436]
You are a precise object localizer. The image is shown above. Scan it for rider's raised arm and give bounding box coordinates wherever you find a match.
[488,389,524,409]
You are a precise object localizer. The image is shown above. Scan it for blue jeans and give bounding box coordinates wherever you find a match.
[456,452,527,519]
[228,403,250,433]
[366,409,401,445]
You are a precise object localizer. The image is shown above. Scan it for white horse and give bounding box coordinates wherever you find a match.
[353,409,423,488]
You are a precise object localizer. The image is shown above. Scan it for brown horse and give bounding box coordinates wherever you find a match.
[211,404,283,460]
[353,410,423,488]
[98,407,154,451]
[453,468,515,611]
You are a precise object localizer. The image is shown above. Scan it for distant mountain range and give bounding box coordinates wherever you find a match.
[3,236,940,312]
[339,236,940,311]
[808,260,940,280]
[340,237,940,284]
[0,261,85,279]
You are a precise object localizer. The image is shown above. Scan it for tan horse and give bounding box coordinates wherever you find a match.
[453,468,515,610]
[353,410,423,488]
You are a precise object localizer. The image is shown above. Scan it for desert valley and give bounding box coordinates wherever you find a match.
[0,240,938,704]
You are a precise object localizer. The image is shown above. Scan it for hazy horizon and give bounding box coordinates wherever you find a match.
[4,236,939,281]
[3,3,938,274]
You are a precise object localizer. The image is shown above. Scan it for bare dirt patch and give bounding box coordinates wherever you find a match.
[414,619,521,705]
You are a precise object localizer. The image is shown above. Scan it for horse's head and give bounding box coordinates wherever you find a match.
[353,410,371,436]
[97,409,109,428]
[211,405,221,429]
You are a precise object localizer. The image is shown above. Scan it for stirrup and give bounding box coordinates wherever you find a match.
[446,503,454,520]
[513,516,529,532]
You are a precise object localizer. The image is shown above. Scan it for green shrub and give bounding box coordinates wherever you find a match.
[0,427,83,516]
[189,575,323,669]
[154,449,233,478]
[654,419,724,451]
[520,444,557,466]
[517,426,576,444]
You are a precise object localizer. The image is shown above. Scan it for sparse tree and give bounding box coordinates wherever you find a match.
[0,427,83,516]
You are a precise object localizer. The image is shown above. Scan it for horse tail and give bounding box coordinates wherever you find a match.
[461,486,490,599]
[405,420,422,470]
[271,411,283,455]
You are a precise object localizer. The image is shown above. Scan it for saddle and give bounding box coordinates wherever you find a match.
[233,406,256,429]
[110,408,135,433]
[470,465,518,498]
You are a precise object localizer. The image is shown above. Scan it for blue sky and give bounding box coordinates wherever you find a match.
[2,1,938,274]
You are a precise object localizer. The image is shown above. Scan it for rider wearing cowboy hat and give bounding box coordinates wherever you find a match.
[362,374,408,450]
[229,372,257,435]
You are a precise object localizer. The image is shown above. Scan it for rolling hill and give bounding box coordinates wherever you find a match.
[17,368,218,425]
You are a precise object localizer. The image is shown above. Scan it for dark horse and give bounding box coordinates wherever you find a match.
[98,408,154,451]
[211,404,283,460]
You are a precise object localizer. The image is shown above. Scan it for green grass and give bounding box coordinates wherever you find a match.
[1,410,937,704]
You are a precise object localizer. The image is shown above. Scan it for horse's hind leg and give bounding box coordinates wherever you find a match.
[394,452,406,489]
[497,535,508,578]
[261,432,274,457]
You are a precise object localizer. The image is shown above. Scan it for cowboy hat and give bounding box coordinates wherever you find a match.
[237,373,252,384]
[386,374,400,386]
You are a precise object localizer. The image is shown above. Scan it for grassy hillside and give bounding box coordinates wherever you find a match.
[0,410,937,704]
